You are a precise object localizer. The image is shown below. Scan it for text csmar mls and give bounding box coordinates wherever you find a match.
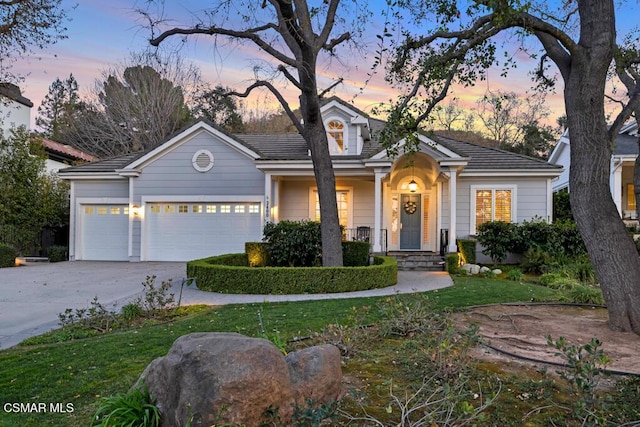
[3,402,74,413]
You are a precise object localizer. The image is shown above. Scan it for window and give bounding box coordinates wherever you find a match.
[192,205,202,213]
[97,207,107,215]
[249,205,260,214]
[471,187,515,233]
[327,120,345,154]
[164,204,174,214]
[123,207,129,215]
[84,206,94,215]
[235,205,245,213]
[628,184,636,211]
[178,205,189,213]
[312,189,351,228]
[150,205,160,214]
[110,207,121,215]
[206,205,216,213]
[220,205,231,213]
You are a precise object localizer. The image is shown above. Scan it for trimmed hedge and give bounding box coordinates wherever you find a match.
[456,239,476,264]
[0,243,17,268]
[342,241,370,266]
[186,254,398,294]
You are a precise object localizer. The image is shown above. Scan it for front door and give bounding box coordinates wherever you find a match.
[400,194,421,249]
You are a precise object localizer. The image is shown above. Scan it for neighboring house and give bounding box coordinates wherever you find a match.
[549,122,639,219]
[58,97,562,262]
[0,83,96,172]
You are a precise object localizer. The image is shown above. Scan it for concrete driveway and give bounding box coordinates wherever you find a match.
[0,261,186,349]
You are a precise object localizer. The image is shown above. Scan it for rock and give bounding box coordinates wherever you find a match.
[492,269,503,275]
[139,333,342,427]
[286,344,342,406]
[479,266,491,273]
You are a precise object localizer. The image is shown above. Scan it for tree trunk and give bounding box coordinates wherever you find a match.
[565,0,640,333]
[298,57,343,267]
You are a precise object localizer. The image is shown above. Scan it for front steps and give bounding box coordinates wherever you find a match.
[387,251,445,271]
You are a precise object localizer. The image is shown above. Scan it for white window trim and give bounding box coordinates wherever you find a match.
[469,185,517,234]
[324,117,349,155]
[308,186,354,228]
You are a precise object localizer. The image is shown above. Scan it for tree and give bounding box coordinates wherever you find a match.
[434,99,465,130]
[383,1,640,334]
[192,85,245,133]
[144,0,362,266]
[0,126,69,254]
[67,60,194,158]
[0,0,70,83]
[36,73,80,141]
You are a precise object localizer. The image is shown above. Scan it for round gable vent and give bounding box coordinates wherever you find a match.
[192,149,214,172]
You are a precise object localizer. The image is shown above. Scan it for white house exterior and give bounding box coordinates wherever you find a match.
[0,83,32,135]
[549,122,639,219]
[59,97,562,262]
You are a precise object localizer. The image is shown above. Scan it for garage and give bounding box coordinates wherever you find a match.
[143,202,263,261]
[80,205,129,261]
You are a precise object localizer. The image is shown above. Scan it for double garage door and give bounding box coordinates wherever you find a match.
[80,202,262,261]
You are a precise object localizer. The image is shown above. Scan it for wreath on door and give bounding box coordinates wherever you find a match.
[403,200,417,215]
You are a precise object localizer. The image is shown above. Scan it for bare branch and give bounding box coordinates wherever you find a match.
[610,82,640,137]
[277,65,303,91]
[318,77,344,99]
[229,81,303,134]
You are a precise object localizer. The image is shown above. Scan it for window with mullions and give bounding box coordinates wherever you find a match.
[471,187,514,233]
[327,120,345,154]
[312,190,350,228]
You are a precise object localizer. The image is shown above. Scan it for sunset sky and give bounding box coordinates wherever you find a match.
[11,1,639,130]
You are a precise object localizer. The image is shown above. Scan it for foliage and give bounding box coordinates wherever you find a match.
[245,241,270,267]
[445,253,459,274]
[0,0,69,83]
[476,221,519,263]
[341,241,370,267]
[0,127,69,255]
[456,238,476,264]
[90,385,160,427]
[553,190,573,221]
[520,247,555,274]
[262,220,322,267]
[36,74,81,140]
[132,275,176,316]
[120,303,144,321]
[505,267,523,282]
[46,245,68,262]
[58,296,117,335]
[0,242,17,268]
[564,284,605,305]
[187,255,398,294]
[377,295,442,338]
[191,84,245,132]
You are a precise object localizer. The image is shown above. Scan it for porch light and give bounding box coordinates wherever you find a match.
[132,205,141,217]
[408,179,418,193]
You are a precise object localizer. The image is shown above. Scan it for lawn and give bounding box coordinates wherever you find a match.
[0,276,624,426]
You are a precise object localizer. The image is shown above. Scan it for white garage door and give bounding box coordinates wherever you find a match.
[81,205,129,261]
[144,202,262,261]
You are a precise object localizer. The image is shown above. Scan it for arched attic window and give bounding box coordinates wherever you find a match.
[327,119,346,154]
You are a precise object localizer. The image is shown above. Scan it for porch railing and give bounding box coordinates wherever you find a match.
[343,227,387,254]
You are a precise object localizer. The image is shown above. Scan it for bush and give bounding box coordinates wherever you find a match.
[456,239,476,264]
[187,255,397,294]
[445,253,459,274]
[521,247,555,274]
[476,221,519,263]
[262,220,322,267]
[47,245,68,262]
[91,385,160,427]
[342,240,370,266]
[245,242,270,267]
[0,243,17,268]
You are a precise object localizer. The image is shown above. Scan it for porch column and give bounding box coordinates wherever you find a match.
[373,169,385,252]
[611,158,623,216]
[264,172,272,223]
[448,167,457,253]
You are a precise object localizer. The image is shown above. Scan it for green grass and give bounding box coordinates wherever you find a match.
[0,276,558,426]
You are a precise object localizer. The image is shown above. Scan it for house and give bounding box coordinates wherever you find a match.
[0,83,97,172]
[58,97,562,262]
[549,122,639,219]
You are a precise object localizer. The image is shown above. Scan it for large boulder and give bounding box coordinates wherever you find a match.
[139,332,342,427]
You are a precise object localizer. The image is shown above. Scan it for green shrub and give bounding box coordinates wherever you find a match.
[91,385,160,427]
[342,241,370,266]
[553,190,573,222]
[521,247,555,274]
[445,253,459,274]
[245,242,270,267]
[187,255,397,294]
[262,220,322,267]
[0,243,17,268]
[565,284,605,305]
[476,221,519,263]
[46,245,68,262]
[456,239,476,264]
[505,268,523,281]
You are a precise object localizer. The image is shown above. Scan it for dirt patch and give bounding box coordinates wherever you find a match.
[451,304,640,375]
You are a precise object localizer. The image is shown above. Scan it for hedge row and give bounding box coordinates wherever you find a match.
[186,254,398,295]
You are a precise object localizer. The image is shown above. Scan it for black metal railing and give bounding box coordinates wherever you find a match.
[343,227,387,253]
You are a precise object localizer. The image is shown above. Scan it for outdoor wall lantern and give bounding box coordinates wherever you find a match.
[132,205,141,217]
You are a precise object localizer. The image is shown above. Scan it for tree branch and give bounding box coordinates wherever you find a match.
[318,77,344,99]
[277,65,303,90]
[229,81,304,134]
[150,23,298,68]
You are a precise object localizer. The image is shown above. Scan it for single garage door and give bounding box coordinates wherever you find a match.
[144,202,262,261]
[81,205,129,261]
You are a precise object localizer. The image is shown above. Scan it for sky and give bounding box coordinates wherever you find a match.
[10,0,640,130]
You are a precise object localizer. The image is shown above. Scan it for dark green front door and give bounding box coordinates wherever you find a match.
[400,194,421,249]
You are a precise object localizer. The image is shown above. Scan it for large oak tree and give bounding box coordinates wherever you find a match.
[144,0,364,266]
[383,1,640,334]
